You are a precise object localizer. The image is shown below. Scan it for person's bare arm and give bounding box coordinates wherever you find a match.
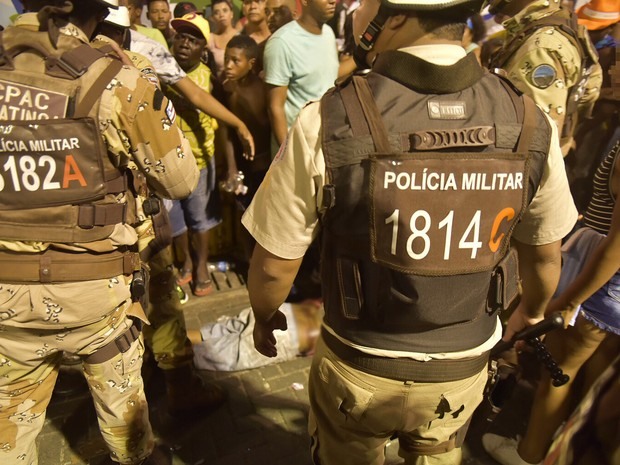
[505,239,562,341]
[248,244,303,357]
[267,84,289,146]
[338,54,357,79]
[549,157,620,313]
[173,76,255,158]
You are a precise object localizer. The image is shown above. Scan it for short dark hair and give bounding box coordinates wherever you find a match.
[147,0,169,9]
[226,34,259,61]
[126,0,144,8]
[212,0,234,10]
[415,5,472,41]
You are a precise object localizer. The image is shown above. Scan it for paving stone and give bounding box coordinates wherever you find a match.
[256,363,283,380]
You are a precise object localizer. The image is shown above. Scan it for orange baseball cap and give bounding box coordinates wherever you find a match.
[171,12,211,43]
[577,0,620,31]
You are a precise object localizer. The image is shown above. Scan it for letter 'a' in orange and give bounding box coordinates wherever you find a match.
[62,155,87,188]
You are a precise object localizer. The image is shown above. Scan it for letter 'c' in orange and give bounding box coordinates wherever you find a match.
[489,207,515,252]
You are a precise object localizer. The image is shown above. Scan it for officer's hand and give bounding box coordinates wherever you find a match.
[503,302,544,349]
[253,310,288,358]
[546,297,578,329]
[106,41,135,68]
[236,123,255,161]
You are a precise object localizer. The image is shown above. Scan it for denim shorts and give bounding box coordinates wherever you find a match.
[557,227,620,335]
[581,272,620,335]
[169,159,222,236]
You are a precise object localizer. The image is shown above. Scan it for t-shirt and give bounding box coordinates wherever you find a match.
[129,29,186,86]
[135,25,169,50]
[263,21,338,128]
[165,63,217,169]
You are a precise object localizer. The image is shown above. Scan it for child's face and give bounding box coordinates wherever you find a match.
[224,47,255,81]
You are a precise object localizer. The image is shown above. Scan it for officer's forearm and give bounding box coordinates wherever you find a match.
[514,239,562,318]
[248,244,303,323]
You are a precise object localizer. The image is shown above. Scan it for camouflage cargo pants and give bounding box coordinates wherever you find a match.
[0,277,153,465]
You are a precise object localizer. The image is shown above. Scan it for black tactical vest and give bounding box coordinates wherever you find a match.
[320,51,550,354]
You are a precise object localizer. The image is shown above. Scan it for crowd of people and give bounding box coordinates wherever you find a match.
[0,0,618,464]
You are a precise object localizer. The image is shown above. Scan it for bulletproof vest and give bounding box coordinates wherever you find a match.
[320,51,550,353]
[0,26,132,244]
[490,7,599,139]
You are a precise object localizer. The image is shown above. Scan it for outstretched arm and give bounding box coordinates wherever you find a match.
[173,76,255,158]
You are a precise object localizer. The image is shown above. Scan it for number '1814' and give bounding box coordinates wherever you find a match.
[385,208,515,260]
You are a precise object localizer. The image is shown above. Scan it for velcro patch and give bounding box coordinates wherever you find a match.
[165,100,176,124]
[427,101,467,120]
[153,88,164,110]
[530,64,556,89]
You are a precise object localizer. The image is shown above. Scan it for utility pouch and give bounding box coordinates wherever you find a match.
[487,248,520,315]
[148,197,172,253]
[130,266,150,309]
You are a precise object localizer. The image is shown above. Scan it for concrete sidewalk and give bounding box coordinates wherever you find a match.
[38,266,530,465]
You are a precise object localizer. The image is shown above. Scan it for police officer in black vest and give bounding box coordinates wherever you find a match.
[241,0,578,463]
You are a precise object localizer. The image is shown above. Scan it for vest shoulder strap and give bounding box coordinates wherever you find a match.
[492,9,584,69]
[0,27,110,80]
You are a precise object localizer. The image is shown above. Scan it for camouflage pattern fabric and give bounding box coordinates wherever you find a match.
[0,12,199,465]
[0,280,152,465]
[495,0,602,153]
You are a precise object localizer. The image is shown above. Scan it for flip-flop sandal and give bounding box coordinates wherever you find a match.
[192,279,214,297]
[176,269,192,286]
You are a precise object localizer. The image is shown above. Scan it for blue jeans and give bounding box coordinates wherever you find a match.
[169,159,221,236]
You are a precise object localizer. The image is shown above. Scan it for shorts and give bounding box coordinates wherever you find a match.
[169,159,222,236]
[557,227,620,335]
[235,168,268,212]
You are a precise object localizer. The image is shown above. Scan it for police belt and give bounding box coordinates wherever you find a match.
[322,329,489,383]
[0,249,140,283]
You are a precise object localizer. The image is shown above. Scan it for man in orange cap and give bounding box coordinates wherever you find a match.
[578,0,619,88]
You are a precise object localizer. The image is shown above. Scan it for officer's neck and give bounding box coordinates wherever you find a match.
[378,15,463,53]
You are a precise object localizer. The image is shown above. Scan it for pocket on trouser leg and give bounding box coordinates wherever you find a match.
[308,409,321,465]
[399,367,487,464]
[83,337,153,464]
[308,346,378,465]
[318,356,375,423]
